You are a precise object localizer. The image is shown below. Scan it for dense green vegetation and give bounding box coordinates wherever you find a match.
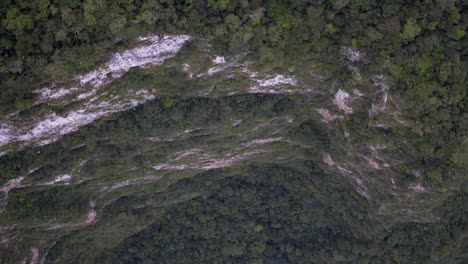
[0,0,466,263]
[71,164,465,263]
[1,0,467,107]
[1,92,465,262]
[1,0,467,175]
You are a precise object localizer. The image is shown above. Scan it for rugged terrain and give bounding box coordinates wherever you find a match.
[0,1,467,263]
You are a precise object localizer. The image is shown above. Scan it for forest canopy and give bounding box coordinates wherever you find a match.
[0,0,466,263]
[1,0,466,180]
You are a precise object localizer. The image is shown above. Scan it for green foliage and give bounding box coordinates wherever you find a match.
[5,186,89,224]
[208,0,230,11]
[452,26,466,40]
[427,169,443,184]
[225,14,241,31]
[269,3,295,29]
[325,23,336,34]
[90,164,466,263]
[0,1,466,262]
[331,0,350,10]
[137,9,159,25]
[450,145,468,168]
[401,18,422,42]
[2,8,34,34]
[109,16,127,34]
[254,224,264,232]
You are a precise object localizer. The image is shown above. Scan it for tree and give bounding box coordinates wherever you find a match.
[427,169,443,184]
[2,8,34,35]
[225,14,241,32]
[208,0,230,10]
[137,9,159,25]
[450,146,468,168]
[401,18,421,42]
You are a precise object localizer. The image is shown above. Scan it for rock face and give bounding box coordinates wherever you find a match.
[0,35,192,154]
[79,35,192,88]
[0,34,464,264]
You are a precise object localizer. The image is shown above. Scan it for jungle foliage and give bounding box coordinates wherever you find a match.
[95,164,466,264]
[0,0,467,263]
[0,0,466,176]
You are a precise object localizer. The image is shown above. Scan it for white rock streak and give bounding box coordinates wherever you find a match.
[248,74,311,94]
[342,47,361,62]
[80,35,191,88]
[366,158,382,170]
[153,151,259,171]
[44,174,72,185]
[257,74,297,87]
[182,63,193,78]
[322,154,336,166]
[102,175,160,192]
[1,177,24,194]
[322,154,369,198]
[198,60,308,95]
[242,137,282,147]
[409,184,428,193]
[333,89,353,114]
[367,75,407,127]
[199,56,229,77]
[369,75,400,118]
[316,108,342,123]
[212,56,226,64]
[37,87,79,102]
[30,247,39,264]
[36,35,191,103]
[85,201,97,224]
[0,177,24,213]
[207,64,230,76]
[17,90,155,147]
[46,200,98,230]
[0,126,14,146]
[1,35,191,151]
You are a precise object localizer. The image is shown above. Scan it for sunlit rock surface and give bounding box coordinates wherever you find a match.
[0,35,192,154]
